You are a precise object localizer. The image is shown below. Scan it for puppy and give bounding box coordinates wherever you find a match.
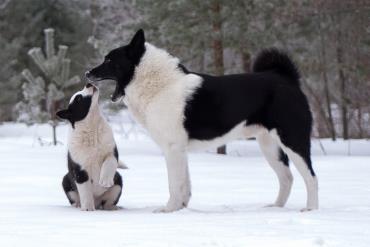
[57,83,126,211]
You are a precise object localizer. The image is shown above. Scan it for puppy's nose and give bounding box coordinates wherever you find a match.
[85,71,90,78]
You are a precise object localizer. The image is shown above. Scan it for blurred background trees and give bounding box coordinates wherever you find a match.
[0,0,94,121]
[16,28,81,145]
[0,0,369,141]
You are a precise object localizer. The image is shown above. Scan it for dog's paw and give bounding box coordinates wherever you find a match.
[153,206,167,213]
[153,199,187,213]
[99,175,114,188]
[80,201,95,211]
[300,207,317,212]
[103,205,119,211]
[81,206,95,211]
[72,201,81,208]
[153,205,185,213]
[153,206,178,213]
[263,203,284,208]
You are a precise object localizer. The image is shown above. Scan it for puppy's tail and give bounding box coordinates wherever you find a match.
[118,160,128,169]
[252,48,300,86]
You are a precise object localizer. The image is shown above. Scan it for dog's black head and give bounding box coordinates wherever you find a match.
[86,29,146,102]
[56,83,99,128]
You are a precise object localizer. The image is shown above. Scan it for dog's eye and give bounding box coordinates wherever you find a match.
[104,59,111,63]
[75,95,82,102]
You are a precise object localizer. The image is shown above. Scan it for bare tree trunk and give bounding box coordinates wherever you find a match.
[211,0,226,155]
[322,69,336,140]
[52,123,57,146]
[316,1,336,140]
[241,49,251,73]
[330,2,349,140]
[211,0,224,76]
[336,43,349,140]
[357,105,363,138]
[318,23,336,140]
[302,79,331,138]
[50,100,59,146]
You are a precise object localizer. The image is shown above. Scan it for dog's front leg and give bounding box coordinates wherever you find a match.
[155,144,191,213]
[99,156,118,188]
[76,180,95,211]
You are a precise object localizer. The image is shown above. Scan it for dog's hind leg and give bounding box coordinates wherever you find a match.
[271,130,319,211]
[257,133,293,207]
[62,173,80,208]
[100,172,122,210]
[285,149,318,211]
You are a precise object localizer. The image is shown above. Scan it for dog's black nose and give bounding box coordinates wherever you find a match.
[85,71,90,78]
[86,82,93,88]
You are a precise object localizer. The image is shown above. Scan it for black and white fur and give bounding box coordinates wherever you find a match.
[57,83,126,211]
[86,30,318,212]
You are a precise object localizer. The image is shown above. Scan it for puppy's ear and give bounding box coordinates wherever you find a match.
[128,29,145,61]
[56,109,71,120]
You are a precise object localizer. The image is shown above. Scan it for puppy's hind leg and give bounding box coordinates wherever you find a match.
[62,173,80,208]
[100,172,122,210]
[257,133,293,208]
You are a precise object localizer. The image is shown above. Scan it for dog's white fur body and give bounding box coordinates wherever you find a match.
[123,43,202,147]
[122,43,318,212]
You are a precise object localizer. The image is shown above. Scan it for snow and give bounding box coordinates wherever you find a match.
[0,123,370,247]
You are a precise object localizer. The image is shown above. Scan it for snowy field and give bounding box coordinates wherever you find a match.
[0,122,370,247]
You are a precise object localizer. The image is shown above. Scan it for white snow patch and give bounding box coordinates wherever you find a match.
[0,123,370,246]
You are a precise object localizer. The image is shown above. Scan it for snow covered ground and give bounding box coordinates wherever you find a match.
[0,123,369,247]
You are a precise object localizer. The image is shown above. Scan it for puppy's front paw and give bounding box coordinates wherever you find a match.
[81,201,95,211]
[99,175,114,188]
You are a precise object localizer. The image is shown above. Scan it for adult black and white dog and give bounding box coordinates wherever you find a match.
[86,29,318,212]
[57,83,126,211]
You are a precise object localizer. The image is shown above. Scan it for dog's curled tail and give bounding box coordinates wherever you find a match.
[252,48,300,86]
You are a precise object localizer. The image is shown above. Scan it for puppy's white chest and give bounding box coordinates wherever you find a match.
[68,126,114,168]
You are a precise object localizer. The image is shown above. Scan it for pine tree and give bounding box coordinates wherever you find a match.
[0,0,95,122]
[15,28,80,145]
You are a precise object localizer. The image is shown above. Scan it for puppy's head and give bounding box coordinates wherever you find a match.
[56,83,99,128]
[85,29,146,102]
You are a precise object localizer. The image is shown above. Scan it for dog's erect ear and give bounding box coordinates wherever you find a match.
[56,109,71,120]
[128,29,145,61]
[129,29,145,47]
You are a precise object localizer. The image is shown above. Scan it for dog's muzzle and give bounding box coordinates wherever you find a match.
[85,71,99,82]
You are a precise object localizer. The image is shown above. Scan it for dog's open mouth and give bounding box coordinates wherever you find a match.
[86,78,122,102]
[86,73,122,102]
[111,83,123,102]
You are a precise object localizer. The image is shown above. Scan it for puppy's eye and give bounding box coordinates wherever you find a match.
[104,59,111,63]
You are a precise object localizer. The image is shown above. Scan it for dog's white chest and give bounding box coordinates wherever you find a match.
[123,95,147,127]
[68,123,115,170]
